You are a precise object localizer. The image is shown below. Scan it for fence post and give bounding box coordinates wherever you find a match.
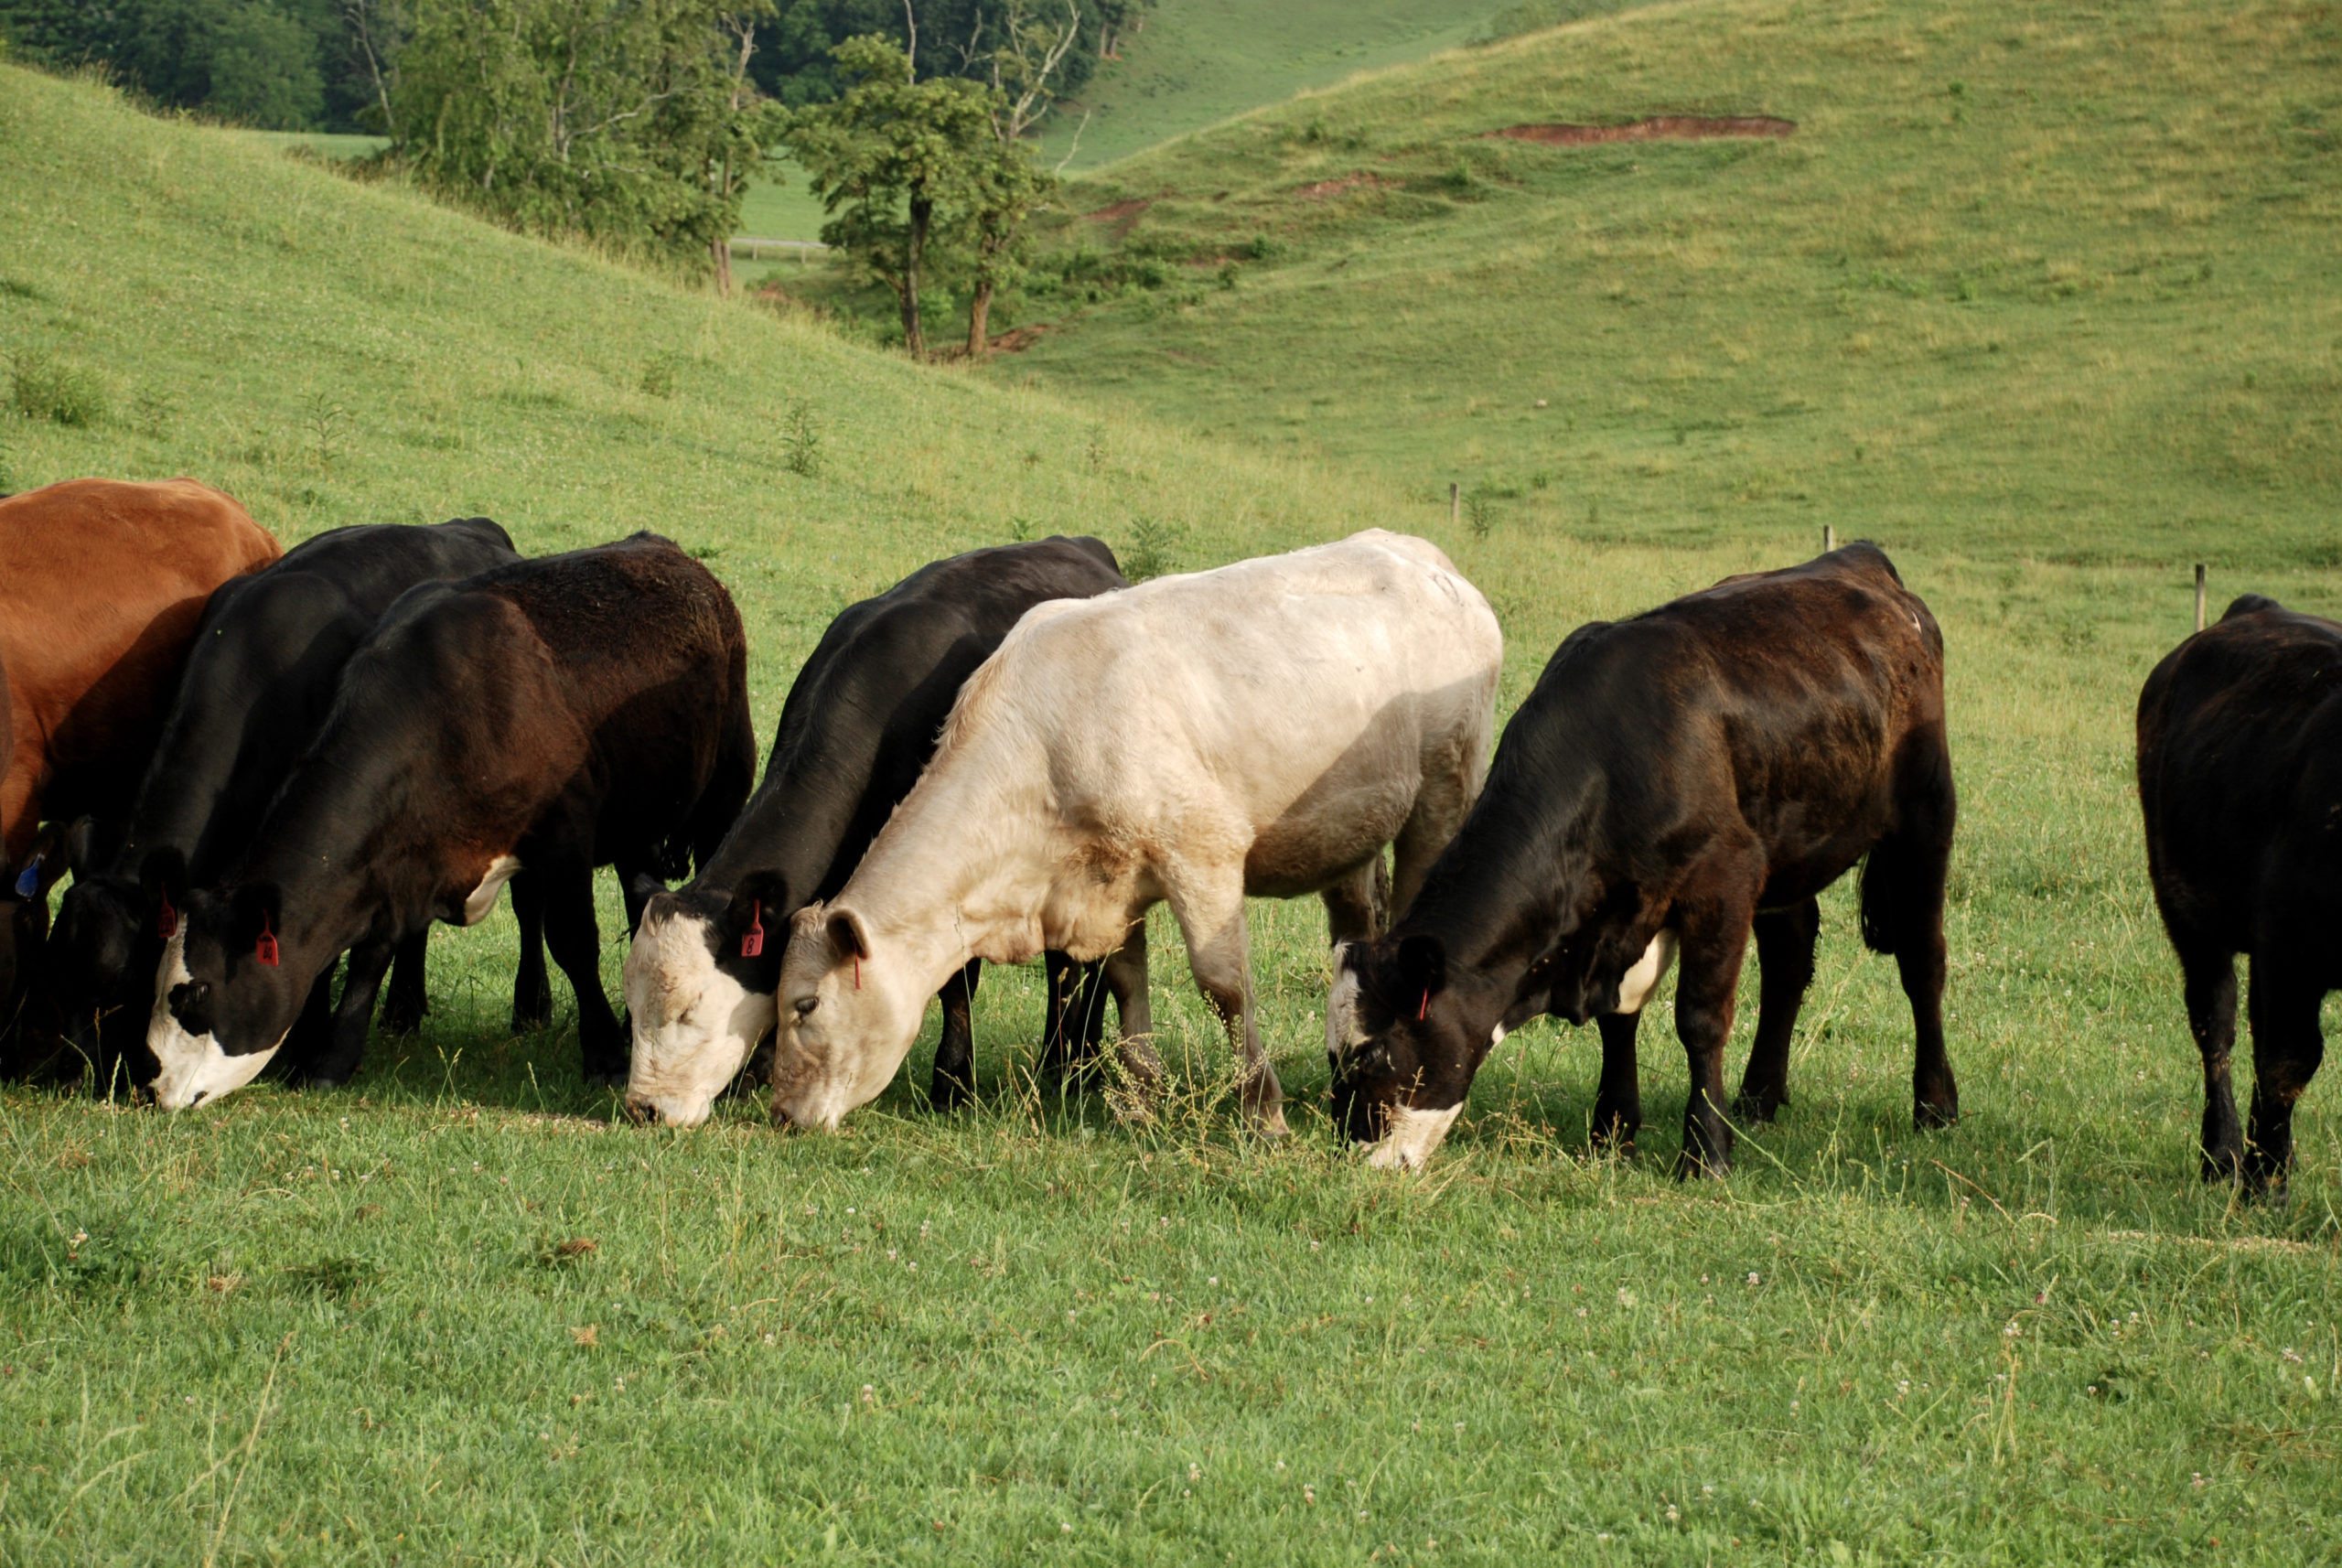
[2194,564,2207,633]
[1823,524,1835,553]
[1450,482,1460,530]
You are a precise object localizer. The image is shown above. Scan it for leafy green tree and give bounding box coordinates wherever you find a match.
[781,33,993,357]
[394,0,779,263]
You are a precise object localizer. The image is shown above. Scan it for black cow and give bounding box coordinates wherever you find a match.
[619,536,1128,1128]
[1327,543,1959,1174]
[2138,595,2342,1198]
[48,519,522,1089]
[143,532,757,1109]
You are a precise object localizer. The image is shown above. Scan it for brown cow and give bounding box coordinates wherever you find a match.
[0,479,281,1047]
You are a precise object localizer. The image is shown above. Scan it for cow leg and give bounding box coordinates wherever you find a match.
[618,860,654,937]
[1039,950,1112,1085]
[1592,1010,1643,1154]
[2178,941,2243,1182]
[1873,736,1960,1130]
[509,870,553,1034]
[1673,897,1756,1178]
[539,861,627,1085]
[1166,875,1284,1134]
[1735,898,1820,1124]
[296,938,399,1088]
[1101,919,1162,1118]
[929,958,982,1111]
[1321,855,1389,946]
[2242,954,2325,1202]
[278,962,339,1075]
[378,929,429,1036]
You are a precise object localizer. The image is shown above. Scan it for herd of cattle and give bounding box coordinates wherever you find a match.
[2,478,2335,1191]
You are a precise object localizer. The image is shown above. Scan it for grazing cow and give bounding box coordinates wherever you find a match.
[764,530,1502,1133]
[622,537,1129,1128]
[2137,595,2342,1198]
[143,533,756,1109]
[1,478,281,1058]
[48,519,524,1088]
[1327,543,1959,1174]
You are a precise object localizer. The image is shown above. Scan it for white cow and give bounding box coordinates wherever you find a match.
[767,529,1503,1133]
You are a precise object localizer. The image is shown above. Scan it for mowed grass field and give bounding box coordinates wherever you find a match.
[2,28,2340,1568]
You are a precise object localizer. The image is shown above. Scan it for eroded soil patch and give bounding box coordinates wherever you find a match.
[1485,116,1795,145]
[1295,173,1400,199]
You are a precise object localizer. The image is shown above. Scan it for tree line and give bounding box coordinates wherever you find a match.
[2,0,1144,351]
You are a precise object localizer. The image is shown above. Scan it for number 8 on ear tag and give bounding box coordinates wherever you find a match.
[739,900,764,958]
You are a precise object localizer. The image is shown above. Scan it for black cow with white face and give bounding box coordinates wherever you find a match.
[143,532,756,1109]
[2138,595,2342,1199]
[620,536,1128,1128]
[48,519,522,1090]
[1327,543,1960,1175]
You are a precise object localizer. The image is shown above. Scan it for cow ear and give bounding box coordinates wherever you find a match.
[140,847,189,910]
[826,907,871,964]
[63,817,104,876]
[725,870,788,930]
[231,883,284,946]
[627,871,669,907]
[1395,933,1447,1003]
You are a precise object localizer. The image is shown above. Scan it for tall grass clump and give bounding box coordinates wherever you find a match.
[8,349,107,426]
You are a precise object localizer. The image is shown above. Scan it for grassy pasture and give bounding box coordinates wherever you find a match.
[2,34,2341,1568]
[1034,0,1498,174]
[991,0,2342,572]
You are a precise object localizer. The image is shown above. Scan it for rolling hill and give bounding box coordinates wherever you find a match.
[996,0,2342,567]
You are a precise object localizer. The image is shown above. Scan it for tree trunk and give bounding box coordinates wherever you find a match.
[901,196,930,357]
[711,235,733,298]
[966,279,994,358]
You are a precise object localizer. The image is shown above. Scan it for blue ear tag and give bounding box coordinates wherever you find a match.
[12,855,40,897]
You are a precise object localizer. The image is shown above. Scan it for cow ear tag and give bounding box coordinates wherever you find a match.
[854,955,862,991]
[739,900,764,958]
[255,914,280,967]
[1417,990,1430,1022]
[157,893,177,940]
[13,854,41,897]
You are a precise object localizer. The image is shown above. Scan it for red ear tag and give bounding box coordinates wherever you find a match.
[854,955,861,991]
[157,893,177,940]
[1417,990,1430,1022]
[255,913,280,967]
[739,899,764,958]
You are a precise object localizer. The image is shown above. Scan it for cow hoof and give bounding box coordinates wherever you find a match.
[1672,1150,1732,1181]
[584,1069,627,1090]
[1252,1107,1291,1139]
[2199,1144,2244,1185]
[929,1079,973,1113]
[290,1063,358,1090]
[1730,1093,1784,1125]
[380,1000,425,1036]
[1915,1100,1960,1131]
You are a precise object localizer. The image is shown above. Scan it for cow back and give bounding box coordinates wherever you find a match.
[0,478,281,856]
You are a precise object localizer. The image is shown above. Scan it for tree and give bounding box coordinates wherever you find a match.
[393,0,779,263]
[781,32,993,357]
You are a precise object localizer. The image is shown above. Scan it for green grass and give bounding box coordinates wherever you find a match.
[1035,0,1496,173]
[988,0,2342,570]
[5,30,2342,1566]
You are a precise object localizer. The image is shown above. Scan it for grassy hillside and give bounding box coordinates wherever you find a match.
[1036,0,1496,172]
[5,48,2342,1568]
[997,0,2342,568]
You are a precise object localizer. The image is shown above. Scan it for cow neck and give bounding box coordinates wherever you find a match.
[231,749,435,961]
[1399,731,1605,1006]
[694,746,866,915]
[833,724,1058,988]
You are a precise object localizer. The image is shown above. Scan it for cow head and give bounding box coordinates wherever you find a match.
[1325,933,1489,1170]
[621,873,785,1127]
[48,852,173,1073]
[767,901,929,1132]
[145,881,306,1110]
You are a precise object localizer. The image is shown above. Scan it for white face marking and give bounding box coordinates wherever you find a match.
[1365,1101,1463,1171]
[463,854,522,925]
[1324,956,1367,1061]
[622,910,776,1127]
[1613,930,1678,1016]
[145,930,284,1111]
[767,908,922,1132]
[1490,1022,1507,1047]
